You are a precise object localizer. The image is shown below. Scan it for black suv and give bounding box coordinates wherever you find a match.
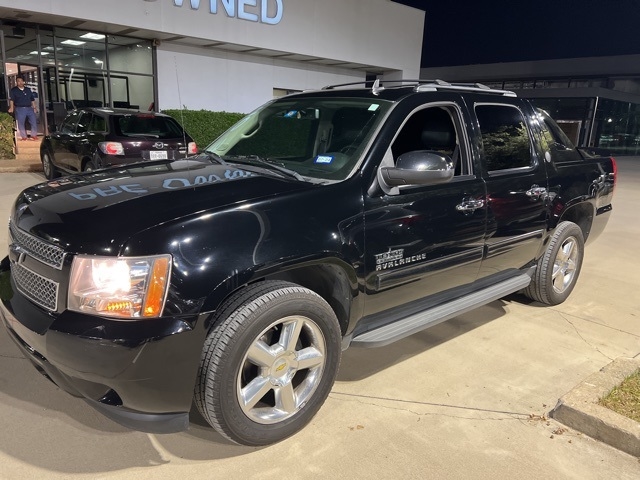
[1,80,615,446]
[40,108,197,179]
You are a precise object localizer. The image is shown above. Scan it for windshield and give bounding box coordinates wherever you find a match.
[205,96,392,182]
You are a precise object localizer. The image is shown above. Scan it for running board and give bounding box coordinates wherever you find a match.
[350,274,531,348]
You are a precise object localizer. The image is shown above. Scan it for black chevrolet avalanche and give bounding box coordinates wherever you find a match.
[1,80,616,446]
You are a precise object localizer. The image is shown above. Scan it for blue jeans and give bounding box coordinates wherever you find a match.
[15,106,38,139]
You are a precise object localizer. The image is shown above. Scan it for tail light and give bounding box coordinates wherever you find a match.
[98,142,124,155]
[611,156,617,182]
[188,142,198,155]
[610,156,617,197]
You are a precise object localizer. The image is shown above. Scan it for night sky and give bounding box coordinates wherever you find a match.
[393,0,640,67]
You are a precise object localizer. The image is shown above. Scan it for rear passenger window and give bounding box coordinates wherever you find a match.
[90,115,107,132]
[76,112,91,134]
[475,105,533,172]
[538,110,582,163]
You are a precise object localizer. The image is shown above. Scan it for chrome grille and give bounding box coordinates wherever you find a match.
[9,221,66,269]
[11,262,59,311]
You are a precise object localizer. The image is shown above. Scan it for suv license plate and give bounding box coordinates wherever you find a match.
[149,151,168,160]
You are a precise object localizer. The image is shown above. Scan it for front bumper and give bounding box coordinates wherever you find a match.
[0,259,208,433]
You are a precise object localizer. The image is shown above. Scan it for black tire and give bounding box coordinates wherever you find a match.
[524,221,584,305]
[41,151,59,180]
[194,280,342,446]
[83,159,97,172]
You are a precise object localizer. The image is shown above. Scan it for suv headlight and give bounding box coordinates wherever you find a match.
[68,254,171,319]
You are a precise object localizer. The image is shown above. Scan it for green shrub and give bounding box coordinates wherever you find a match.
[0,113,15,159]
[162,109,245,149]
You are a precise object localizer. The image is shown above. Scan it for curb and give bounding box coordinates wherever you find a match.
[0,162,43,174]
[550,356,640,457]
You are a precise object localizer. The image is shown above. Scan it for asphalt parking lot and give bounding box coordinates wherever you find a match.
[0,159,638,479]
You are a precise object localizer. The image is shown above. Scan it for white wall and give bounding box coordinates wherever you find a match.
[157,43,367,112]
[3,0,425,112]
[5,0,423,77]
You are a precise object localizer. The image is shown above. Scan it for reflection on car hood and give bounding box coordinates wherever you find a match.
[11,159,311,254]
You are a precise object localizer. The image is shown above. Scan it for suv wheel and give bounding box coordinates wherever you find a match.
[194,280,342,446]
[524,221,584,305]
[83,160,97,172]
[41,151,59,180]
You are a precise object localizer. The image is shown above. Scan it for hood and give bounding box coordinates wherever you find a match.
[11,159,312,254]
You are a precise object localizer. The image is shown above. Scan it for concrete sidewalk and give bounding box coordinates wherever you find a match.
[0,156,42,173]
[552,356,640,457]
[0,159,638,479]
[0,134,43,174]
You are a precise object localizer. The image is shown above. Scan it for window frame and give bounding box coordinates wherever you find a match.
[89,113,108,133]
[60,112,80,134]
[474,102,537,176]
[389,102,472,175]
[378,101,474,196]
[76,111,92,134]
[537,110,582,163]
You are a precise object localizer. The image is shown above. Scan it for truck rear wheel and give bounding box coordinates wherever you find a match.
[83,159,97,172]
[41,151,59,180]
[524,221,584,305]
[194,281,342,446]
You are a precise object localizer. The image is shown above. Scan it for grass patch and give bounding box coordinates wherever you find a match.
[598,369,640,422]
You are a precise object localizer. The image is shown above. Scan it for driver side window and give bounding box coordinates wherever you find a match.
[391,105,466,176]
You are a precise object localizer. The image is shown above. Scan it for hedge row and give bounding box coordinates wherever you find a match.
[162,109,245,149]
[0,110,245,161]
[0,113,16,159]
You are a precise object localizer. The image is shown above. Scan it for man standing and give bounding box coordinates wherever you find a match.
[8,76,39,141]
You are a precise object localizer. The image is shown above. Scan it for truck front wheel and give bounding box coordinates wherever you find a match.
[194,281,342,446]
[524,221,585,305]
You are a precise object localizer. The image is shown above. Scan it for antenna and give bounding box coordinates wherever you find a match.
[173,56,191,159]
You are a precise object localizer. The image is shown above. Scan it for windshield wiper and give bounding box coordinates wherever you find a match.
[196,151,227,165]
[223,155,306,181]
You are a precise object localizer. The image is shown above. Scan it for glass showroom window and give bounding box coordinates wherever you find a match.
[47,28,153,111]
[107,35,154,110]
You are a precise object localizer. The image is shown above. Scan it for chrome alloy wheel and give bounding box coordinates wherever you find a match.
[42,152,54,179]
[551,235,579,294]
[237,315,326,424]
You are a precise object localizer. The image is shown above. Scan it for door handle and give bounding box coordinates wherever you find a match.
[526,185,548,199]
[456,198,485,213]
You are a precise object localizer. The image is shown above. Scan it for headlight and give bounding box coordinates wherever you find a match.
[68,254,171,319]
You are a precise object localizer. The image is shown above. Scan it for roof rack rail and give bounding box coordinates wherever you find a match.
[320,78,386,95]
[322,79,434,91]
[321,79,516,97]
[414,80,517,97]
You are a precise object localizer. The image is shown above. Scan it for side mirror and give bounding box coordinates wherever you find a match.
[379,150,454,187]
[49,124,58,133]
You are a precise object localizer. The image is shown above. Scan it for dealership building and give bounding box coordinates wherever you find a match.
[421,57,640,156]
[0,0,424,134]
